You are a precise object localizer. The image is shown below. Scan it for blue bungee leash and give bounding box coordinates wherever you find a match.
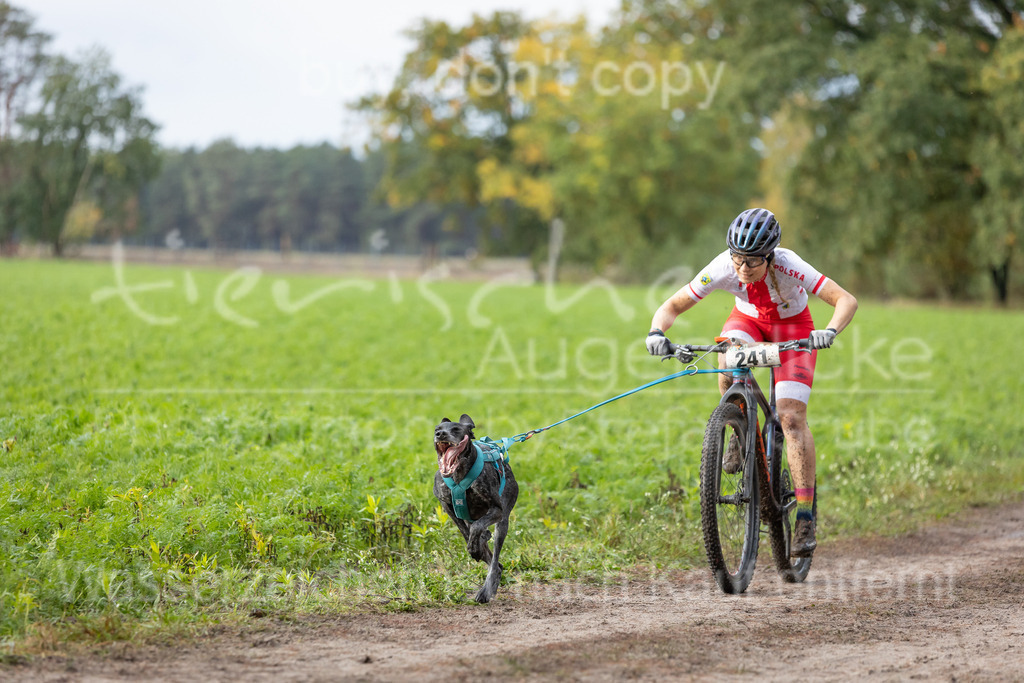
[446,362,721,520]
[506,365,722,445]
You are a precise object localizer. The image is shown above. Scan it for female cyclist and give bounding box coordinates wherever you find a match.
[646,208,858,557]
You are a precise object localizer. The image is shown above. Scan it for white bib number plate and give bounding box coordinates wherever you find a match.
[725,343,782,369]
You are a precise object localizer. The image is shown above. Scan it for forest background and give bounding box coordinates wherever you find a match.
[2,0,1023,302]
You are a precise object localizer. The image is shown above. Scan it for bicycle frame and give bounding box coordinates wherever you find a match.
[684,353,794,520]
[720,365,792,515]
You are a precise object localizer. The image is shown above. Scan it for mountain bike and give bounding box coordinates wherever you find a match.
[668,337,818,594]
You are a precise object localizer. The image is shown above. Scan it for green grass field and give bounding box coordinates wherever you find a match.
[2,258,1023,643]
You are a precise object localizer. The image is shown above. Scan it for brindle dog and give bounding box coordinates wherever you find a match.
[433,414,519,603]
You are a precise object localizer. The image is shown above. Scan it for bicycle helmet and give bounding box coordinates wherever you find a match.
[726,208,781,257]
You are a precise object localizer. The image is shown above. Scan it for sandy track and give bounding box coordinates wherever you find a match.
[7,500,1024,682]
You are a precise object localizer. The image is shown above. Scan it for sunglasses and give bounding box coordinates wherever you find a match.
[730,254,767,268]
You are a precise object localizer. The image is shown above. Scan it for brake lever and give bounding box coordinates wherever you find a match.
[780,340,813,354]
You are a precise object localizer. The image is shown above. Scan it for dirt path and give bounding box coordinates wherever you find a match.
[7,501,1024,682]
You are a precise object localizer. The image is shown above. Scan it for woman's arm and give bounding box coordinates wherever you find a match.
[650,288,700,333]
[815,280,858,333]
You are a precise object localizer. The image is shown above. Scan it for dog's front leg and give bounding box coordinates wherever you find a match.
[476,515,510,603]
[467,512,498,565]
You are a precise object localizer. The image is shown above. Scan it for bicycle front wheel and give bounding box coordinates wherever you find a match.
[699,401,760,594]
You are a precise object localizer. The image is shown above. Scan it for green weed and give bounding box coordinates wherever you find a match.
[0,259,1022,641]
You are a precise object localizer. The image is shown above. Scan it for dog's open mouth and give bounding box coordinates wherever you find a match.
[436,434,470,477]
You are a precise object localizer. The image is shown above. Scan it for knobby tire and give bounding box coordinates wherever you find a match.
[765,422,813,582]
[699,401,760,594]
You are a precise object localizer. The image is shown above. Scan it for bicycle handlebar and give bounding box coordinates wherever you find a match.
[667,337,813,362]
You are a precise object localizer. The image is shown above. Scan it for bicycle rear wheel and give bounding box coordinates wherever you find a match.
[699,402,760,594]
[766,423,813,582]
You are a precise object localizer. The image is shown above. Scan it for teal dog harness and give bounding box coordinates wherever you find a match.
[442,437,511,522]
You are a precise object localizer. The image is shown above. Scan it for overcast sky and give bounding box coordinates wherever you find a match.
[23,0,622,150]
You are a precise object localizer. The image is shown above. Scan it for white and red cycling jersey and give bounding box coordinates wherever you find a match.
[685,248,831,403]
[686,248,829,320]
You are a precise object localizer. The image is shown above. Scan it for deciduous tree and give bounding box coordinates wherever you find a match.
[970,19,1024,303]
[18,48,159,255]
[0,2,48,248]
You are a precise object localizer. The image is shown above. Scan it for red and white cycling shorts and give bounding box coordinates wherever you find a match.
[721,306,817,404]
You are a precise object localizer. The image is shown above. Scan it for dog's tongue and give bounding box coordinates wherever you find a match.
[440,435,470,476]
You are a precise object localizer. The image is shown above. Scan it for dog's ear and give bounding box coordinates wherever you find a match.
[459,414,475,429]
[441,417,452,424]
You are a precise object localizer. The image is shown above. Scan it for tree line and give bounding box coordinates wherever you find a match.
[3,1,1023,301]
[139,141,476,257]
[0,3,474,261]
[359,1,1024,301]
